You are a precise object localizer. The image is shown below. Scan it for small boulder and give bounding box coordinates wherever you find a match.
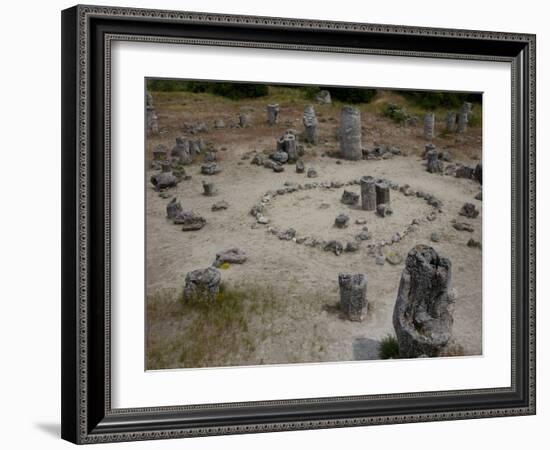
[213,248,247,267]
[166,198,182,219]
[173,211,206,231]
[307,168,318,178]
[211,200,229,211]
[201,162,221,175]
[386,251,403,265]
[459,202,479,219]
[335,213,350,229]
[278,228,296,240]
[341,190,359,206]
[324,240,344,256]
[183,267,221,302]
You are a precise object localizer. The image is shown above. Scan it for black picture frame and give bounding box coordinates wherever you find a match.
[61,4,536,444]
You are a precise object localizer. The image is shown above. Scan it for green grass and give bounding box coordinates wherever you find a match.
[147,282,279,370]
[378,334,400,359]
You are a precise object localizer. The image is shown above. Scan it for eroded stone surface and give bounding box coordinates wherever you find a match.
[392,245,454,358]
[338,273,367,321]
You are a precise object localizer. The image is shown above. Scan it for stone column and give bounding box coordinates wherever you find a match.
[375,180,391,205]
[338,273,368,322]
[202,180,216,196]
[426,149,443,173]
[445,111,456,132]
[360,176,377,211]
[172,136,192,165]
[424,113,435,140]
[339,106,362,160]
[266,104,280,125]
[457,112,468,133]
[302,105,319,144]
[277,133,298,162]
[239,113,251,127]
[392,245,454,358]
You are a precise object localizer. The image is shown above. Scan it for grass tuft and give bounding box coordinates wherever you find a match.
[378,334,400,359]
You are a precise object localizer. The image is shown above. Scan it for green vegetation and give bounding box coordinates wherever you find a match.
[147,79,268,100]
[383,103,411,123]
[378,334,400,359]
[401,90,482,110]
[147,282,279,369]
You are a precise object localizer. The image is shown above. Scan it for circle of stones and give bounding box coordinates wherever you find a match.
[249,177,444,256]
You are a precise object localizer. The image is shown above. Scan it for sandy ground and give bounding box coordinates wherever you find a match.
[146,90,483,367]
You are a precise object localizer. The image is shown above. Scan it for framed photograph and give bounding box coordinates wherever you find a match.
[61,4,536,444]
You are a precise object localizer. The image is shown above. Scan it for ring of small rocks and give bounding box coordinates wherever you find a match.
[249,177,444,257]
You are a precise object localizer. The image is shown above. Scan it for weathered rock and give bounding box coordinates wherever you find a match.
[150,165,178,190]
[307,168,318,178]
[355,228,371,241]
[338,273,368,321]
[341,190,359,206]
[250,203,264,217]
[445,111,457,132]
[426,150,443,174]
[392,245,454,358]
[424,113,435,140]
[201,162,221,175]
[452,221,474,232]
[316,90,332,104]
[459,203,479,219]
[238,113,251,127]
[213,248,247,267]
[467,238,482,249]
[324,240,344,256]
[211,200,229,211]
[355,218,367,225]
[146,100,159,135]
[277,133,298,162]
[339,106,362,161]
[214,119,226,129]
[376,255,385,265]
[272,162,284,173]
[457,105,469,133]
[271,151,289,164]
[360,176,377,211]
[166,198,182,219]
[376,203,390,217]
[278,228,296,240]
[345,241,359,252]
[251,154,264,166]
[189,139,202,155]
[182,121,208,134]
[474,163,482,184]
[375,180,391,206]
[256,216,269,224]
[202,180,217,196]
[183,267,221,302]
[431,232,441,243]
[171,136,193,165]
[455,164,475,179]
[303,105,319,144]
[386,251,403,265]
[296,160,305,173]
[335,213,350,228]
[475,191,482,201]
[173,211,206,231]
[266,104,280,125]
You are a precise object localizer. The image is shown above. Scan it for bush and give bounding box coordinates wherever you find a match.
[378,335,400,359]
[325,87,377,104]
[401,91,482,110]
[147,79,269,100]
[209,82,268,100]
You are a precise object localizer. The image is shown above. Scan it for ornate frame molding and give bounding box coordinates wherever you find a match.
[61,4,536,444]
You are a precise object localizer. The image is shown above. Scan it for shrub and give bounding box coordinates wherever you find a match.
[209,82,268,99]
[378,334,400,359]
[401,91,482,110]
[325,87,377,104]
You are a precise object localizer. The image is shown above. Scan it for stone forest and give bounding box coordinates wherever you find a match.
[145,82,482,369]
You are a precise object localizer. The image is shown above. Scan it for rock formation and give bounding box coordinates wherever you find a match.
[393,245,454,358]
